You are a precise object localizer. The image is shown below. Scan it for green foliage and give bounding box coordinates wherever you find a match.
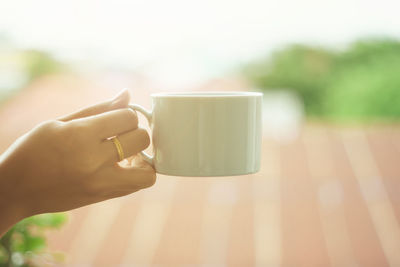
[244,44,336,115]
[243,38,400,121]
[22,50,64,83]
[0,36,66,106]
[323,39,400,120]
[0,213,67,267]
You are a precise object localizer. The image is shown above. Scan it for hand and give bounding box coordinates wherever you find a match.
[0,89,156,235]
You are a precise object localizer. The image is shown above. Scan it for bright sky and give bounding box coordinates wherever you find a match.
[1,0,400,86]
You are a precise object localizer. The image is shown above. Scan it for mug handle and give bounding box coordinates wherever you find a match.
[129,104,154,167]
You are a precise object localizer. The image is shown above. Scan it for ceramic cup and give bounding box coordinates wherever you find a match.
[129,92,262,176]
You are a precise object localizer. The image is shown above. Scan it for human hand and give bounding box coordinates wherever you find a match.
[0,89,156,235]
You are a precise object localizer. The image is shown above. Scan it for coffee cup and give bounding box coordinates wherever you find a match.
[129,92,262,176]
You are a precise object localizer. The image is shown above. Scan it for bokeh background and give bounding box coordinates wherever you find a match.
[1,0,400,266]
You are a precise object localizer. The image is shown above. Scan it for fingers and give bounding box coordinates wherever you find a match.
[99,159,157,193]
[100,128,150,164]
[59,89,130,122]
[78,108,139,140]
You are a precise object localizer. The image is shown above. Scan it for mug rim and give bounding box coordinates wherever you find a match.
[151,91,263,98]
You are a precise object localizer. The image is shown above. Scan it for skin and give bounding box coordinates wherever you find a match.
[0,89,156,236]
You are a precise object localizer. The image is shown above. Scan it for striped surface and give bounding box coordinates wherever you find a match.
[44,126,400,267]
[0,74,399,266]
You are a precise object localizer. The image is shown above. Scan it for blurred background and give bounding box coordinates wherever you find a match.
[1,0,400,266]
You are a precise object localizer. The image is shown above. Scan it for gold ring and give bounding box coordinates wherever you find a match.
[110,136,124,161]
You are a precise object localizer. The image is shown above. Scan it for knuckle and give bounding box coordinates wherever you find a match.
[121,108,138,127]
[136,128,150,149]
[142,171,157,188]
[36,119,64,133]
[35,120,68,147]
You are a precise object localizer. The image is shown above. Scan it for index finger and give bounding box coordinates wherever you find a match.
[76,108,138,140]
[59,89,130,122]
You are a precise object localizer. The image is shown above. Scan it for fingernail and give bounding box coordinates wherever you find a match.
[113,88,128,100]
[112,88,128,103]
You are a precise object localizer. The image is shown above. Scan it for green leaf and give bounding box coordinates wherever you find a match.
[1,213,67,266]
[25,236,46,252]
[30,213,67,228]
[0,243,9,264]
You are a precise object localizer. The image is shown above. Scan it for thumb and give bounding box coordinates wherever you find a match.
[59,88,131,122]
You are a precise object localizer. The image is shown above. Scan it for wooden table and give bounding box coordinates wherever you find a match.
[1,74,399,266]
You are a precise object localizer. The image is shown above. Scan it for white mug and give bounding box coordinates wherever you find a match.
[129,92,262,177]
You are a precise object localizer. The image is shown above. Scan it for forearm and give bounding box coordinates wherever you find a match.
[0,203,26,236]
[0,159,28,236]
